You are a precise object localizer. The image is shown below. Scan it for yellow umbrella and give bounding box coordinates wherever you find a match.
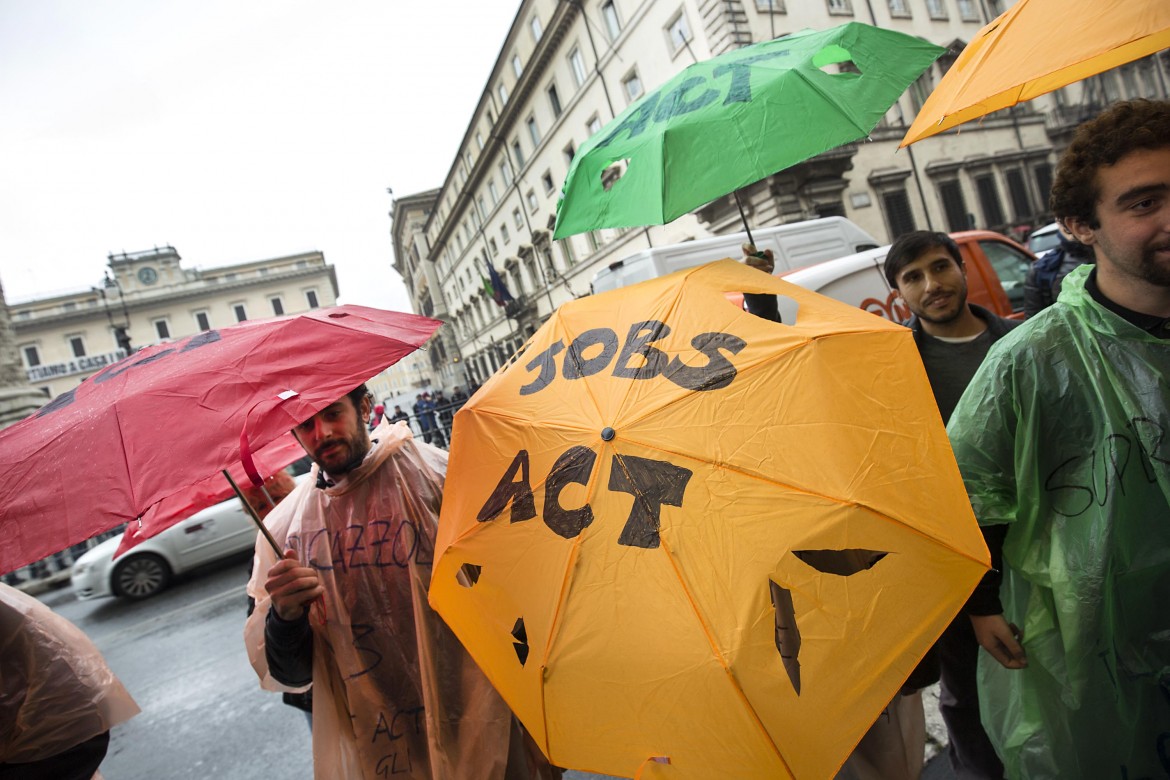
[901,0,1170,146]
[429,260,988,778]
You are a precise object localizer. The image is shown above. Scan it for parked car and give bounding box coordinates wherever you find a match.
[1027,222,1062,255]
[72,472,309,601]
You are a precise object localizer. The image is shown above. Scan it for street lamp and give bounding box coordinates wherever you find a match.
[95,270,133,355]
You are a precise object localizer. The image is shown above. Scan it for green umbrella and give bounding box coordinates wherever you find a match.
[553,22,943,240]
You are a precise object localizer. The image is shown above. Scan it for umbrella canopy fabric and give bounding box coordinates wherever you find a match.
[112,433,306,558]
[552,22,942,239]
[429,260,988,777]
[901,0,1170,146]
[0,305,440,574]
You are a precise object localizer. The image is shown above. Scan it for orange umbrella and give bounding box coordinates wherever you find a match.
[901,0,1170,146]
[429,260,988,777]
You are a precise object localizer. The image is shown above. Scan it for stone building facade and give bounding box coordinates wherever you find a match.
[395,0,1167,385]
[8,246,338,400]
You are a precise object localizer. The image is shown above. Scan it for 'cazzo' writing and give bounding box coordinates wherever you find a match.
[287,518,433,572]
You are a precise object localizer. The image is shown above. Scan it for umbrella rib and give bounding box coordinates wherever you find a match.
[620,432,990,570]
[656,535,795,773]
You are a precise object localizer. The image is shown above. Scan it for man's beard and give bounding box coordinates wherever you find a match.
[315,436,371,476]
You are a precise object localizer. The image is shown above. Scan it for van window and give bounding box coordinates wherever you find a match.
[979,240,1031,314]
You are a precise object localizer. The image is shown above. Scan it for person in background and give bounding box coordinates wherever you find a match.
[1022,223,1093,317]
[884,230,1018,779]
[0,583,139,779]
[949,98,1170,777]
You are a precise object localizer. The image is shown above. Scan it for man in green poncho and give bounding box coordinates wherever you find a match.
[948,98,1170,778]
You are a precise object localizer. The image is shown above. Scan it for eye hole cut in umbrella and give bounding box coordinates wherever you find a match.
[458,563,482,587]
[601,158,630,192]
[770,549,889,696]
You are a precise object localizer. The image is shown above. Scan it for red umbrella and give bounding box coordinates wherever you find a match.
[0,305,441,574]
[112,433,306,559]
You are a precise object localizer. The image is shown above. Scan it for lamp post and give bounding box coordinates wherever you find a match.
[98,270,133,355]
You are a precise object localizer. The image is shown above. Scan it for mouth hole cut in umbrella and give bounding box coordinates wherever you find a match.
[812,43,861,77]
[512,617,530,666]
[769,549,890,695]
[458,562,482,587]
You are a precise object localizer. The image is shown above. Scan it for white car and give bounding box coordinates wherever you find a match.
[1027,222,1062,255]
[71,497,259,600]
[71,469,311,601]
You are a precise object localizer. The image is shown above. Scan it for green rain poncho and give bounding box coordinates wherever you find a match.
[948,265,1170,778]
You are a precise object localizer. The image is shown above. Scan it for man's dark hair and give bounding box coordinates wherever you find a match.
[884,231,962,289]
[344,383,370,414]
[1051,99,1170,228]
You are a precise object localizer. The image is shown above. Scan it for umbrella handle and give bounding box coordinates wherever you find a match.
[223,469,283,556]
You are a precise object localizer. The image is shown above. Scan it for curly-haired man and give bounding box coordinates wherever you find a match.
[947,99,1170,777]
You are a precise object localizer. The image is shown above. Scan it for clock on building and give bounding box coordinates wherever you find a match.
[137,266,158,285]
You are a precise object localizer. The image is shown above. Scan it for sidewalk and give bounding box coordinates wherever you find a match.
[9,568,72,597]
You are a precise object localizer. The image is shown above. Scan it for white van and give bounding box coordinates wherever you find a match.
[590,217,880,294]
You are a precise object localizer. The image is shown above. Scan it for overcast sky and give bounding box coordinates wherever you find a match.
[0,0,520,310]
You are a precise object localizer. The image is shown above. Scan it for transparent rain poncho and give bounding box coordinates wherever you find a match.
[245,422,555,779]
[948,265,1170,778]
[0,583,139,765]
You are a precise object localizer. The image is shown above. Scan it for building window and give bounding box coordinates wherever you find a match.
[488,179,499,205]
[569,48,587,88]
[527,189,539,213]
[513,208,523,229]
[937,180,970,232]
[755,0,786,11]
[547,83,563,118]
[498,83,509,105]
[957,0,979,20]
[22,345,40,368]
[63,301,76,312]
[225,272,237,281]
[531,15,543,41]
[666,10,692,52]
[152,319,170,340]
[975,174,1006,229]
[69,335,86,357]
[512,138,526,169]
[501,224,511,244]
[306,290,320,309]
[489,237,499,256]
[527,115,541,147]
[888,0,911,17]
[233,304,248,323]
[926,0,948,19]
[195,311,211,331]
[476,131,484,150]
[271,297,285,316]
[541,170,555,195]
[881,189,916,239]
[499,160,513,186]
[512,54,523,79]
[601,1,622,41]
[622,70,644,102]
[560,238,576,266]
[1033,162,1054,210]
[826,0,853,14]
[1005,169,1032,220]
[908,71,933,113]
[564,140,576,165]
[587,114,603,135]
